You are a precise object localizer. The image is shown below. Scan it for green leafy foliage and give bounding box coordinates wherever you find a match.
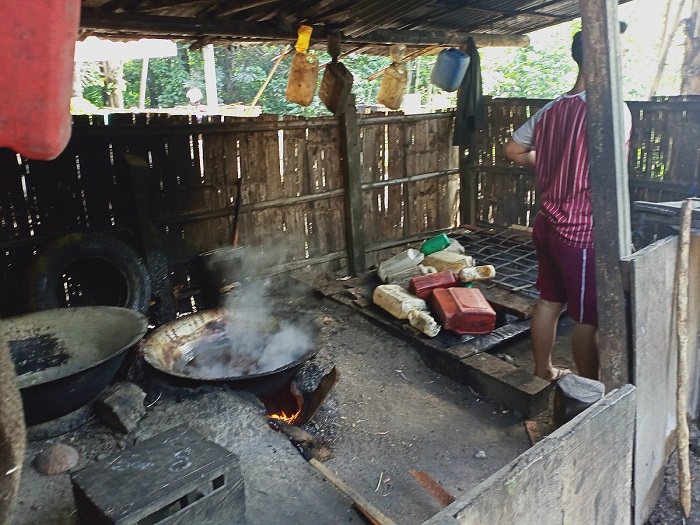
[480,21,581,99]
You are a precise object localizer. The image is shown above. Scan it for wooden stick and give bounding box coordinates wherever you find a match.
[366,46,441,81]
[308,458,397,525]
[410,470,456,507]
[675,198,692,517]
[250,45,290,106]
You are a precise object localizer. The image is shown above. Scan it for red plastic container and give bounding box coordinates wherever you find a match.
[408,270,458,299]
[0,0,81,160]
[430,287,496,335]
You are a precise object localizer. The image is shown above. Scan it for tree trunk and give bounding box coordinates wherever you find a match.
[681,0,700,94]
[102,60,125,109]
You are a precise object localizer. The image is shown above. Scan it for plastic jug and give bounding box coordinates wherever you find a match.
[319,32,354,115]
[377,63,408,110]
[444,238,466,254]
[423,251,475,273]
[286,26,319,107]
[319,60,353,114]
[407,309,441,337]
[420,233,451,255]
[408,270,459,299]
[430,47,470,92]
[431,287,496,335]
[373,285,428,320]
[0,0,81,160]
[458,265,496,283]
[377,249,424,283]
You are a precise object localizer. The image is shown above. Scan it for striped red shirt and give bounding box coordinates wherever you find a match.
[511,91,631,248]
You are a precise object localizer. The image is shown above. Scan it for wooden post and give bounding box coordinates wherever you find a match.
[676,199,692,517]
[203,44,219,114]
[459,135,478,226]
[139,58,149,109]
[579,0,631,389]
[339,94,365,275]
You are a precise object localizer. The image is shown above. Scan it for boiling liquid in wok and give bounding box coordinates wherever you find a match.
[175,321,313,379]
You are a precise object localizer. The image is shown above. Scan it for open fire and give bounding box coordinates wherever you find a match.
[260,362,338,427]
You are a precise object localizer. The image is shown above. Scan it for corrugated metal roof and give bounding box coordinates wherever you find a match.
[79,0,633,52]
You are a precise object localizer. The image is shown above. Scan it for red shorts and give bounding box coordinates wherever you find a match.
[532,213,598,326]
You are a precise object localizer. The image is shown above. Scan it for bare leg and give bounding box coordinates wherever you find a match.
[531,298,566,381]
[572,322,599,380]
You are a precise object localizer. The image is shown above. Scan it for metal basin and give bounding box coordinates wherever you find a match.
[0,306,148,425]
[142,308,318,395]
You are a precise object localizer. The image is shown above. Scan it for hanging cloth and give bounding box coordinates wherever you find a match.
[453,37,484,146]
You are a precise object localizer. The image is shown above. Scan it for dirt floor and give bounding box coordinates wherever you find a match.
[9,277,579,525]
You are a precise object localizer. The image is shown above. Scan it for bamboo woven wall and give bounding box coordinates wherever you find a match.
[627,97,700,203]
[0,111,459,317]
[472,96,700,229]
[359,112,460,269]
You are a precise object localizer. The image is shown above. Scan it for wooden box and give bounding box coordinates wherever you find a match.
[70,426,245,525]
[431,287,496,335]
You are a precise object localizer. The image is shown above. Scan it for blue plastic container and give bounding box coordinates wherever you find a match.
[430,48,470,92]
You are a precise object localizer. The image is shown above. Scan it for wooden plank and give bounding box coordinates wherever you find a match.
[624,235,680,524]
[474,283,537,319]
[424,385,636,525]
[308,458,398,525]
[580,1,631,389]
[385,120,407,240]
[461,352,551,418]
[305,119,345,271]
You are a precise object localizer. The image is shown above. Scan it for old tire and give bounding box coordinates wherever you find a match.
[27,233,151,315]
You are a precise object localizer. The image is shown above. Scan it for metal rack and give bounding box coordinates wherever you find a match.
[450,225,539,297]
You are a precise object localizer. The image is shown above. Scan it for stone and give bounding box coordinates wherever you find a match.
[96,381,147,434]
[34,443,79,475]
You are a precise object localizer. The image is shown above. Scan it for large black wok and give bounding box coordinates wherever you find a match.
[0,307,148,425]
[142,308,318,395]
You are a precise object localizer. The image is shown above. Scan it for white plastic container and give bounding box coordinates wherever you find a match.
[444,238,466,254]
[407,309,441,337]
[385,265,423,284]
[458,265,496,283]
[373,284,428,319]
[377,249,425,283]
[423,251,475,273]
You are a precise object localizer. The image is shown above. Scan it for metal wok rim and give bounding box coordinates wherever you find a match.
[1,306,149,389]
[142,308,318,382]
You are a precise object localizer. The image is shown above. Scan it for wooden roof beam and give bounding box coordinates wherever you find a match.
[79,11,530,47]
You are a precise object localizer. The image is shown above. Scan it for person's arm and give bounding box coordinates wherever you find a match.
[502,138,536,170]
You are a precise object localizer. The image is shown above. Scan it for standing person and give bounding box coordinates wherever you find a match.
[502,26,631,382]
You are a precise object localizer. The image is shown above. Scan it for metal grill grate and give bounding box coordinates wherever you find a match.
[450,225,539,297]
